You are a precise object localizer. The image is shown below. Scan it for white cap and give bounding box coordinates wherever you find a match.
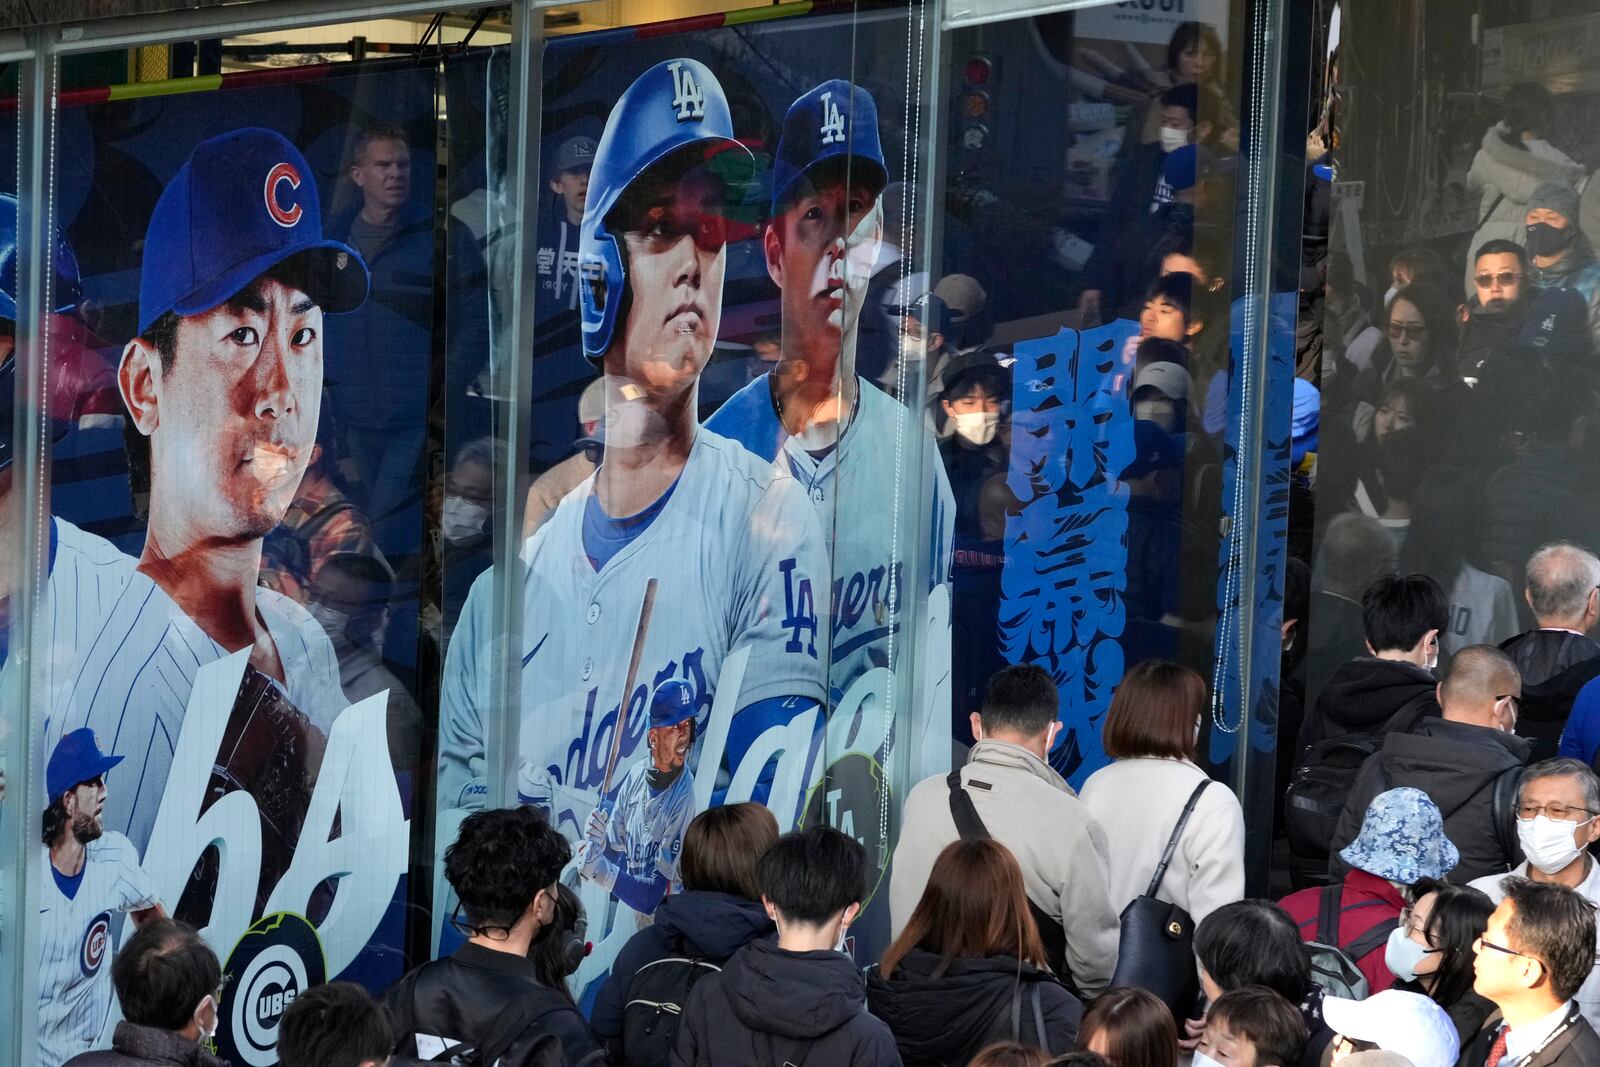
[1133,360,1192,402]
[1322,990,1459,1067]
[578,377,605,425]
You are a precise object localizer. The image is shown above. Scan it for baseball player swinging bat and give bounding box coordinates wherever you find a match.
[600,578,659,798]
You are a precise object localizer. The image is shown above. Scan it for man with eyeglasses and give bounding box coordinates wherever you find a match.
[1460,878,1600,1067]
[386,806,604,1067]
[1331,645,1531,884]
[1470,759,1600,1031]
[1460,240,1531,380]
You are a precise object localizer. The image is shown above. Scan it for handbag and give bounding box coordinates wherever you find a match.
[1108,777,1212,1019]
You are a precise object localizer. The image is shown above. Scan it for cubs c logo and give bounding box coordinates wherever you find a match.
[80,911,112,978]
[263,162,303,228]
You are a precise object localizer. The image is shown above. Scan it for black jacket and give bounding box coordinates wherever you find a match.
[61,1024,228,1067]
[865,949,1083,1066]
[591,890,776,1052]
[385,942,604,1067]
[1330,717,1530,884]
[1501,632,1600,761]
[671,940,902,1067]
[1502,630,1600,687]
[1296,657,1441,755]
[1456,1005,1600,1067]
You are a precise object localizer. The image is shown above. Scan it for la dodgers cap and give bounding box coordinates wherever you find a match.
[138,127,370,335]
[47,728,124,805]
[771,80,888,214]
[554,135,598,174]
[649,679,697,729]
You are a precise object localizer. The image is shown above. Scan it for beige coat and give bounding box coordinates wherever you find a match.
[888,739,1120,996]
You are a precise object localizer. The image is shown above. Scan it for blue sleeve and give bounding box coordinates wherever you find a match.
[713,695,823,808]
[1561,680,1600,763]
[612,866,671,915]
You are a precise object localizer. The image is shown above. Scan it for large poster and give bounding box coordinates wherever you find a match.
[30,63,446,1067]
[437,8,949,999]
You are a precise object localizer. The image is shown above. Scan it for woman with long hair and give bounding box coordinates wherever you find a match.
[1387,878,1497,1048]
[869,839,1083,1066]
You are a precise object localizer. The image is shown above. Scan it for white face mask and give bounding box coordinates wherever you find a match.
[1383,284,1399,306]
[1192,1052,1226,1067]
[195,994,218,1042]
[1134,397,1178,431]
[950,411,999,445]
[305,599,351,639]
[1517,813,1592,875]
[441,495,490,544]
[1159,125,1190,154]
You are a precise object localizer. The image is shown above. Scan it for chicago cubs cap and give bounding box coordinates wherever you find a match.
[554,135,597,173]
[138,127,370,335]
[47,728,124,804]
[771,80,888,214]
[649,679,696,729]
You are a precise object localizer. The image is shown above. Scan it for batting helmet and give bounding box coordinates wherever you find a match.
[0,194,84,472]
[578,58,753,362]
[649,679,697,730]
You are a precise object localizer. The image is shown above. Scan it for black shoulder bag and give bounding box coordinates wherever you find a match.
[1107,778,1212,1020]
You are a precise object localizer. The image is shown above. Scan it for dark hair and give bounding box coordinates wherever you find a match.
[879,839,1049,979]
[967,1042,1053,1067]
[1206,987,1307,1067]
[112,918,221,1031]
[351,121,409,166]
[41,796,66,846]
[139,254,322,376]
[1193,900,1310,1003]
[1160,83,1199,126]
[1502,82,1554,142]
[1474,239,1529,268]
[1044,1055,1110,1067]
[1371,426,1427,506]
[944,364,1010,403]
[1401,466,1477,586]
[444,806,571,929]
[980,663,1059,737]
[1503,876,1599,1000]
[1080,988,1178,1067]
[757,824,867,925]
[1385,282,1460,378]
[1406,877,1495,1011]
[1166,22,1224,80]
[680,802,779,899]
[529,882,586,1003]
[1361,573,1447,654]
[277,982,393,1067]
[1103,660,1208,761]
[1135,337,1191,373]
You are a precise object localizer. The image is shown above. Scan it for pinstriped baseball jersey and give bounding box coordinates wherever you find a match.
[36,832,158,1067]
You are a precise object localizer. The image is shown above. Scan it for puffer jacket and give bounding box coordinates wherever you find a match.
[61,1023,228,1067]
[671,940,902,1067]
[1527,238,1600,353]
[865,949,1082,1066]
[1465,124,1586,296]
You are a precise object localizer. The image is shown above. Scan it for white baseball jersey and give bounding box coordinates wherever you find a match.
[706,375,955,704]
[46,571,344,853]
[440,427,828,843]
[581,758,696,908]
[36,832,159,1067]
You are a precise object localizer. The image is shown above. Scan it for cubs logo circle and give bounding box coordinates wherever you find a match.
[218,912,326,1067]
[263,162,303,228]
[79,911,113,978]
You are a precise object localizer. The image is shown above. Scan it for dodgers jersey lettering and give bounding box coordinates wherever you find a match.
[36,832,158,1067]
[439,428,828,843]
[706,374,954,702]
[46,571,345,854]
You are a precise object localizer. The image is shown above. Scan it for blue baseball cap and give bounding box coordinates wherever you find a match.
[137,127,370,335]
[1292,376,1320,466]
[771,80,888,214]
[47,728,124,805]
[649,679,696,730]
[0,192,83,322]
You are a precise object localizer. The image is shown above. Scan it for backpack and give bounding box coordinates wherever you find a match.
[387,966,558,1067]
[619,955,723,1067]
[1284,691,1434,886]
[1299,882,1393,1001]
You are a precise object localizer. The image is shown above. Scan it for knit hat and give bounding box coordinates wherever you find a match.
[1338,786,1459,883]
[1529,180,1581,225]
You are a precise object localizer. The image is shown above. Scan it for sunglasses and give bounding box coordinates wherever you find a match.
[1474,271,1523,288]
[1387,323,1428,341]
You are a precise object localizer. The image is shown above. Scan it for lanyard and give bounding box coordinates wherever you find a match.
[1509,1005,1579,1067]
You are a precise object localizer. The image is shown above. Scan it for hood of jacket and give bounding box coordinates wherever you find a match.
[653,890,776,961]
[865,949,1054,1061]
[718,939,871,1041]
[1314,657,1440,731]
[1476,125,1586,191]
[1376,718,1529,817]
[967,739,1073,794]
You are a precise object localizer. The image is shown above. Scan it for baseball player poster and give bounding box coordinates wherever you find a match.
[24,61,448,1065]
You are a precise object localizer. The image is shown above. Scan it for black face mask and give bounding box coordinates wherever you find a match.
[1527,221,1576,257]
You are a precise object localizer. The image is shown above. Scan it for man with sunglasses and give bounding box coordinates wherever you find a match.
[1461,878,1600,1067]
[1331,645,1531,884]
[1470,759,1600,1030]
[1460,240,1531,380]
[387,806,604,1067]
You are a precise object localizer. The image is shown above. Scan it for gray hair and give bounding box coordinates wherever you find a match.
[1521,757,1600,816]
[1315,513,1397,599]
[451,436,507,476]
[1525,541,1600,621]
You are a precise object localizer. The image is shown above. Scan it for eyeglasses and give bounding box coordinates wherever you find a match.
[1474,271,1523,288]
[448,902,513,942]
[1398,907,1429,940]
[1518,802,1596,822]
[1387,322,1428,341]
[1474,936,1535,961]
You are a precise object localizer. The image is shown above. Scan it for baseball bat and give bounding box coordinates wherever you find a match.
[600,577,659,796]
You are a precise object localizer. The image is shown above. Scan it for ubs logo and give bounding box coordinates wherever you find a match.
[220,912,326,1067]
[80,911,113,978]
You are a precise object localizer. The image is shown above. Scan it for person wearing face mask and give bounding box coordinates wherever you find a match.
[891,664,1121,996]
[62,917,226,1067]
[1320,988,1459,1067]
[1385,878,1497,1049]
[1349,282,1459,443]
[1468,760,1600,1032]
[1329,645,1531,885]
[1523,181,1600,354]
[673,825,901,1066]
[386,806,605,1067]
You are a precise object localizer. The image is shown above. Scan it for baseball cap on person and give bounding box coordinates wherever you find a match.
[46,728,124,805]
[1322,990,1460,1067]
[771,80,888,214]
[649,679,696,730]
[1134,360,1192,402]
[0,192,83,322]
[554,136,597,174]
[137,127,370,335]
[932,274,987,324]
